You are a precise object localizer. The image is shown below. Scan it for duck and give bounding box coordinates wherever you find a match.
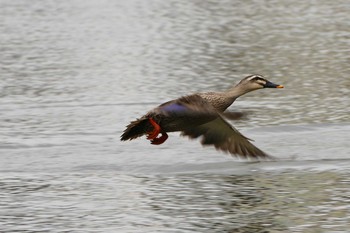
[121,74,284,159]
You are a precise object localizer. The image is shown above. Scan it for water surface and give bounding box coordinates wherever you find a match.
[0,0,349,232]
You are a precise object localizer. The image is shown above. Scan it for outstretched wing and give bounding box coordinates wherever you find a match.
[181,114,271,160]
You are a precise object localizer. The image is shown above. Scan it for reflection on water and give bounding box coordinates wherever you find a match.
[0,0,349,232]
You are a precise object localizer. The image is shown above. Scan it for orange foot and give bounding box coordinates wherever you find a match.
[150,132,168,145]
[147,118,168,145]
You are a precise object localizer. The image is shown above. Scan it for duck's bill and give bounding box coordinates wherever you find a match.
[264,81,284,88]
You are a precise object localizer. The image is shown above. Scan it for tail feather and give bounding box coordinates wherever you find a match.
[121,118,150,141]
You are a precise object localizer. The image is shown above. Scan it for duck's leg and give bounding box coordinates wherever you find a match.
[147,118,161,140]
[147,118,168,145]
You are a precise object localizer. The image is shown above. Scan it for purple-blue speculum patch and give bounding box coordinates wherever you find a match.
[161,103,188,112]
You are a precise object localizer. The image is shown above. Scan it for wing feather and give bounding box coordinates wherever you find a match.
[181,115,271,160]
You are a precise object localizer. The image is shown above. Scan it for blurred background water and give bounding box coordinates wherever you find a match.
[0,0,349,232]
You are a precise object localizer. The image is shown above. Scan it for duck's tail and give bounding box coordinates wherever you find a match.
[120,117,150,141]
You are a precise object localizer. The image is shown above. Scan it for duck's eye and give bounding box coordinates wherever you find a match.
[253,78,267,86]
[252,77,263,81]
[247,75,265,82]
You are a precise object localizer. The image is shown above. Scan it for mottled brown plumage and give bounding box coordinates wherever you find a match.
[121,74,284,160]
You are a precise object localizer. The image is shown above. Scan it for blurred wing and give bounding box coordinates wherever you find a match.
[222,111,248,120]
[181,115,271,160]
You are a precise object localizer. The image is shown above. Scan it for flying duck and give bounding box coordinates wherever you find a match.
[121,74,283,159]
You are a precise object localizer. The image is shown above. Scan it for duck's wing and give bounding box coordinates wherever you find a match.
[181,114,272,160]
[153,94,218,117]
[222,111,248,120]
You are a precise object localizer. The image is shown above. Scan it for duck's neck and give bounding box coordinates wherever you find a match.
[226,84,253,100]
[212,84,253,112]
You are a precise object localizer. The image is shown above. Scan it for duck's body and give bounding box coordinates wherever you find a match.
[121,74,283,159]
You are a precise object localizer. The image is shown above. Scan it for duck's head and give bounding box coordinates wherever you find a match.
[238,74,284,90]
